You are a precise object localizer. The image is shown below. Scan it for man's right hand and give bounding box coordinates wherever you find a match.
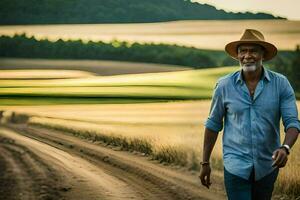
[199,164,212,189]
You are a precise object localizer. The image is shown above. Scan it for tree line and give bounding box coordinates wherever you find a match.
[0,34,298,92]
[0,0,283,25]
[270,46,300,93]
[0,34,230,68]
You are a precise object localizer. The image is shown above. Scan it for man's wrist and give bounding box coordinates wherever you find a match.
[200,161,210,166]
[280,144,290,155]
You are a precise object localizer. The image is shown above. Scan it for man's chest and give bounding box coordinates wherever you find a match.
[224,82,280,117]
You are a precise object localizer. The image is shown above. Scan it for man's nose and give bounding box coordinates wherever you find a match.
[244,51,253,59]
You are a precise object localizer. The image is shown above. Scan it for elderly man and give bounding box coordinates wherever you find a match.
[199,29,300,200]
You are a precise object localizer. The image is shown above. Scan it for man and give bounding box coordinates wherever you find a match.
[199,29,300,200]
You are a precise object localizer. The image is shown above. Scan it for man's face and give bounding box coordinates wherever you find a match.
[237,44,264,72]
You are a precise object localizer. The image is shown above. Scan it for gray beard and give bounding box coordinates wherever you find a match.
[242,65,257,72]
[240,63,258,72]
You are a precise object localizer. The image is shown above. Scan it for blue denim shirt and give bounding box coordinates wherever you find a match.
[204,67,300,181]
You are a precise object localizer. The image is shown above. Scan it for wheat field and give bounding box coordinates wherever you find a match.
[1,20,300,50]
[1,100,300,198]
[0,69,95,79]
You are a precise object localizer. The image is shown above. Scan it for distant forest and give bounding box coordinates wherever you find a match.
[0,0,284,25]
[0,34,229,68]
[0,34,295,68]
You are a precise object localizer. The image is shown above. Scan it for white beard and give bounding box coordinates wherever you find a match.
[242,65,257,72]
[239,62,258,72]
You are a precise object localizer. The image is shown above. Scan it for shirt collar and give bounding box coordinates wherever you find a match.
[235,66,270,85]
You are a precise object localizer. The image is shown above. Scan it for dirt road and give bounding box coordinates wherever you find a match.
[0,124,226,200]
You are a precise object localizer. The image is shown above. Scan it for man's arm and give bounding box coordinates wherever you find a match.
[199,82,225,189]
[202,128,219,163]
[272,77,300,168]
[199,80,225,189]
[272,127,299,168]
[199,128,219,189]
[283,127,299,148]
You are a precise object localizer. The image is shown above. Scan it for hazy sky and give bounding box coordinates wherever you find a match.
[193,0,300,20]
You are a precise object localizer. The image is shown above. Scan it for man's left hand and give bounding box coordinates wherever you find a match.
[272,148,288,168]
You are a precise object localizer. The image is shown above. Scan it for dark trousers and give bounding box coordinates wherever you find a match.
[224,167,279,200]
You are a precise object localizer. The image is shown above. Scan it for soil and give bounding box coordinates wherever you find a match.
[0,124,226,200]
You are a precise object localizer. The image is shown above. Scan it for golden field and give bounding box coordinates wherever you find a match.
[0,69,95,79]
[1,20,300,50]
[1,100,300,198]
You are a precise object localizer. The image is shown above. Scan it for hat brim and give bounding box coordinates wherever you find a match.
[225,40,277,61]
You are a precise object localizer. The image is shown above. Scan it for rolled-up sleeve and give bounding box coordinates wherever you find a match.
[204,81,225,133]
[280,77,300,133]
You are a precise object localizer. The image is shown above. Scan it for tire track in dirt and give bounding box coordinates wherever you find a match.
[0,127,160,200]
[0,137,62,200]
[1,124,226,200]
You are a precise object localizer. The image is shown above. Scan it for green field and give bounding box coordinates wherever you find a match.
[0,66,238,105]
[0,58,193,76]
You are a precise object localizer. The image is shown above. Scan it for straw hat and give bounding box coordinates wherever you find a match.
[225,29,277,61]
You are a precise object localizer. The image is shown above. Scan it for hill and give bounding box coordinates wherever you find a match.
[0,66,239,105]
[0,58,193,76]
[0,0,284,25]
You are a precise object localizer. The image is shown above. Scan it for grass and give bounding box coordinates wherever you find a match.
[0,58,192,76]
[1,100,299,199]
[0,66,238,102]
[0,97,168,105]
